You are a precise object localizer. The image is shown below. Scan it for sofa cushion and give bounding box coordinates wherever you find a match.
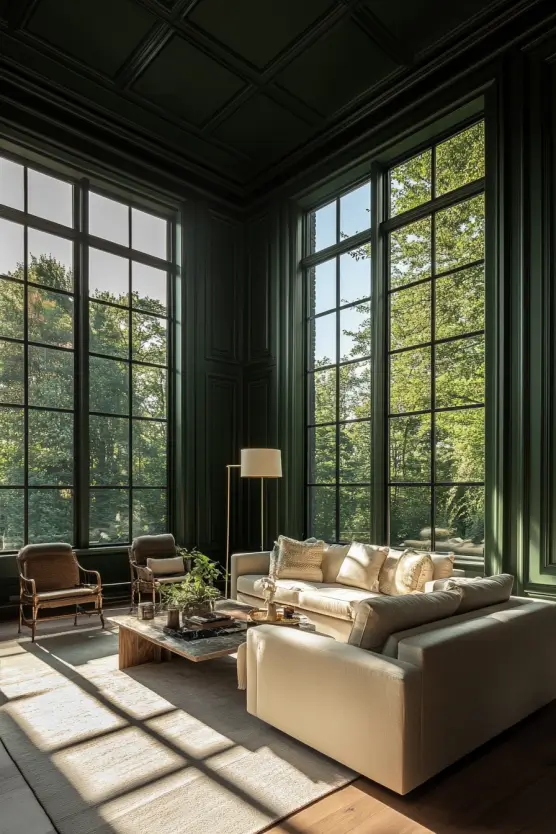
[348,590,462,652]
[236,575,321,606]
[445,574,514,614]
[277,535,325,582]
[379,549,434,596]
[322,543,349,583]
[298,586,380,621]
[431,553,455,580]
[147,556,185,576]
[336,542,388,592]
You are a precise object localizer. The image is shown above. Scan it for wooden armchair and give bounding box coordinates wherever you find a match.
[17,543,104,642]
[129,534,187,610]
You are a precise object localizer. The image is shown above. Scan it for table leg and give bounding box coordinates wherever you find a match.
[119,625,160,670]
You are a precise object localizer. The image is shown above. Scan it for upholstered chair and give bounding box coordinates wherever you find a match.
[128,534,187,610]
[17,543,104,641]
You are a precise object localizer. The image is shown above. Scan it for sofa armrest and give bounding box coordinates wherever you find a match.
[230,551,271,599]
[246,625,422,795]
[424,568,465,593]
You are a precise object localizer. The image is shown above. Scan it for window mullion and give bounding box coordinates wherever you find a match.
[371,161,387,544]
[75,178,89,549]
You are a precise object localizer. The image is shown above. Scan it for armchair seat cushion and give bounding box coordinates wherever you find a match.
[154,575,187,585]
[26,586,99,601]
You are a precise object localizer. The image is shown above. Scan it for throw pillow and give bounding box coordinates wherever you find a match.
[336,542,389,592]
[276,535,325,582]
[430,552,455,580]
[147,556,184,576]
[321,543,350,583]
[394,549,434,595]
[445,574,514,613]
[378,548,403,595]
[348,589,462,652]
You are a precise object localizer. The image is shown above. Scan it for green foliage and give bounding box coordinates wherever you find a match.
[181,547,223,585]
[160,574,221,609]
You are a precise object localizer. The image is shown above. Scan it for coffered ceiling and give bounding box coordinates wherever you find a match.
[0,0,530,203]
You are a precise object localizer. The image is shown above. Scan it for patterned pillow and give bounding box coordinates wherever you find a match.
[379,549,434,596]
[276,535,325,582]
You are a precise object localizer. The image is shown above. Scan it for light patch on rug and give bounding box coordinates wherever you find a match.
[0,629,355,834]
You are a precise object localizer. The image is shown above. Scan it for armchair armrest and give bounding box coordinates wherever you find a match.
[19,574,36,597]
[78,564,102,589]
[133,564,154,582]
[247,626,422,794]
[230,551,271,599]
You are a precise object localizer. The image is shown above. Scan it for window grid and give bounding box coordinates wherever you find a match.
[0,149,175,552]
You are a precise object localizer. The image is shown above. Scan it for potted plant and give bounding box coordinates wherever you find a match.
[161,549,224,621]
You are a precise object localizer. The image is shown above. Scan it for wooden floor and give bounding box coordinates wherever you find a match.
[2,610,556,834]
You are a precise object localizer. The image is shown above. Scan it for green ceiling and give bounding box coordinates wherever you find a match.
[0,0,517,199]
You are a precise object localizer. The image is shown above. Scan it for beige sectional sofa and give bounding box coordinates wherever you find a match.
[231,547,464,641]
[246,594,556,794]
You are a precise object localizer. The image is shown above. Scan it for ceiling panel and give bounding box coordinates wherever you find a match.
[363,0,498,55]
[276,17,399,117]
[0,0,8,18]
[26,0,158,78]
[213,93,314,163]
[188,0,336,69]
[132,35,246,126]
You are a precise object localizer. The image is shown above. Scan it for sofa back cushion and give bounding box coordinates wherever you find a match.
[131,533,176,566]
[431,553,455,580]
[277,535,325,582]
[348,590,462,652]
[336,542,388,592]
[321,544,349,583]
[379,549,434,596]
[445,574,514,613]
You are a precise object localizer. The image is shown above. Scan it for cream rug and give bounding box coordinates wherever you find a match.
[0,627,354,834]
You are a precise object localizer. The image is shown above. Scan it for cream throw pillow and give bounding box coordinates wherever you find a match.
[349,590,462,652]
[379,549,433,596]
[336,542,389,592]
[445,574,514,613]
[431,552,455,580]
[147,556,184,576]
[277,535,325,582]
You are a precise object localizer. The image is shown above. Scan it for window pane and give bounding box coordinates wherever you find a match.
[436,264,484,339]
[389,217,431,289]
[389,282,431,351]
[0,341,24,404]
[0,278,24,339]
[89,301,129,359]
[132,262,167,314]
[390,150,432,217]
[436,122,485,197]
[340,248,370,306]
[28,230,73,291]
[389,414,430,483]
[339,487,370,541]
[436,194,484,273]
[89,192,129,247]
[28,488,73,544]
[0,158,24,211]
[132,489,167,537]
[309,486,336,541]
[28,346,73,409]
[90,489,129,544]
[435,485,484,557]
[340,303,370,362]
[0,218,24,279]
[28,411,73,485]
[340,182,370,240]
[132,312,166,365]
[90,415,129,486]
[28,288,73,347]
[312,312,336,368]
[311,259,336,316]
[390,486,430,549]
[435,408,485,482]
[309,367,336,425]
[340,421,370,483]
[390,347,431,413]
[89,248,129,305]
[131,208,167,260]
[132,365,166,418]
[311,201,336,253]
[339,360,370,421]
[0,489,24,551]
[0,407,24,484]
[28,169,72,227]
[90,356,129,415]
[309,425,336,484]
[133,420,166,486]
[435,335,484,409]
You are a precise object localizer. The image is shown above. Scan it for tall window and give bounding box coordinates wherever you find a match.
[305,119,486,560]
[0,151,174,552]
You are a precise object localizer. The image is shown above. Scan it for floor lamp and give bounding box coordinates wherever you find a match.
[225,448,282,598]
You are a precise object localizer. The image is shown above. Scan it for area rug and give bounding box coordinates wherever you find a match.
[0,627,355,834]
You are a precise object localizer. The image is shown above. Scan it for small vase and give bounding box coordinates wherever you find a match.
[166,607,180,629]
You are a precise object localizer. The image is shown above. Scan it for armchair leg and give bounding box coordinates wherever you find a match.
[31,604,37,642]
[130,583,134,613]
[18,603,22,634]
[74,606,78,626]
[99,601,105,629]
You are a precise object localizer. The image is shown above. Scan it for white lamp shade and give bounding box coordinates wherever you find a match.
[240,448,282,478]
